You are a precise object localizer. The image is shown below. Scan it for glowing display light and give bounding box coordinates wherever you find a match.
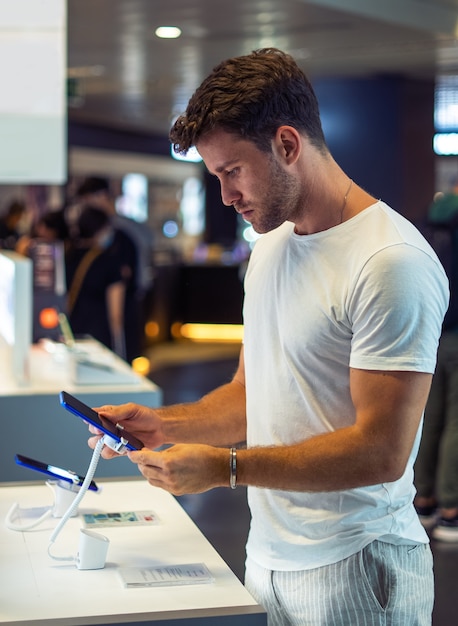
[433,133,458,155]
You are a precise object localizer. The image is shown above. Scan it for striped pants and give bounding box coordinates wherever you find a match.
[245,541,434,626]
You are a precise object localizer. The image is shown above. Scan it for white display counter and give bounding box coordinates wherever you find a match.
[0,479,266,625]
[0,340,162,482]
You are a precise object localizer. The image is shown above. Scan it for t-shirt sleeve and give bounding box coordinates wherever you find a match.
[348,243,449,373]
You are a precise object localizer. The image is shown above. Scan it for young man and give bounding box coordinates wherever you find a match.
[89,49,449,625]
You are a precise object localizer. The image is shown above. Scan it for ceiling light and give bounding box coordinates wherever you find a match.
[155,26,181,39]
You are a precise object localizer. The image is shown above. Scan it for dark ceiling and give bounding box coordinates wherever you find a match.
[67,0,458,135]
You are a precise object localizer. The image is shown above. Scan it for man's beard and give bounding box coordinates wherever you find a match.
[251,158,302,234]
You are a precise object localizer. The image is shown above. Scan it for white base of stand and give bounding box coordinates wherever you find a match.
[49,480,80,518]
[77,529,110,570]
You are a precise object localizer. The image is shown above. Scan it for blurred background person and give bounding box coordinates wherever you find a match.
[15,208,69,256]
[415,334,458,541]
[0,199,29,250]
[65,205,126,358]
[414,173,458,541]
[72,176,154,364]
[428,174,458,224]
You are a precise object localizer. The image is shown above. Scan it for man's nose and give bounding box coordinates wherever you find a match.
[220,182,240,208]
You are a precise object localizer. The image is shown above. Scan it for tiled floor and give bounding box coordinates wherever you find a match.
[147,340,458,625]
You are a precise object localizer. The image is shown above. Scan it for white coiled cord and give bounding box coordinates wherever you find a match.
[47,438,105,562]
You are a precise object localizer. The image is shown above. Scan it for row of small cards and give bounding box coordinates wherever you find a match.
[119,563,214,587]
[83,512,214,587]
[83,510,157,528]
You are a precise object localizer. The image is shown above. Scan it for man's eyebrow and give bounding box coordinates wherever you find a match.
[214,160,238,174]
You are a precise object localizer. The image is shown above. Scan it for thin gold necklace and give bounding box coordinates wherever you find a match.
[340,179,353,224]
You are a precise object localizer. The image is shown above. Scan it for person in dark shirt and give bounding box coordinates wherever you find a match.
[73,177,144,363]
[0,199,28,250]
[414,174,458,540]
[65,205,126,357]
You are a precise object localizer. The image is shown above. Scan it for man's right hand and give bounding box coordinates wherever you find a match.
[88,402,165,457]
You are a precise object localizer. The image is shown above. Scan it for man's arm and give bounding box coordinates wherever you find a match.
[157,346,247,446]
[127,367,432,495]
[91,346,247,455]
[106,281,125,357]
[234,368,432,491]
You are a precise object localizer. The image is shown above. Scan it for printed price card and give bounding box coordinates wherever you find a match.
[119,563,214,588]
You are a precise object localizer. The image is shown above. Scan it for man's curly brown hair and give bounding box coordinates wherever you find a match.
[169,48,327,157]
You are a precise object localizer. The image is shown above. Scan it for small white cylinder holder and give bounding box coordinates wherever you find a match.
[49,480,80,518]
[77,529,110,570]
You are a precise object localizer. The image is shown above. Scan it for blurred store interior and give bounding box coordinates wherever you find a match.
[1,3,458,622]
[1,1,458,371]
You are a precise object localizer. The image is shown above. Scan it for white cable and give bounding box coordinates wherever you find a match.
[5,480,59,531]
[6,502,53,531]
[47,438,105,562]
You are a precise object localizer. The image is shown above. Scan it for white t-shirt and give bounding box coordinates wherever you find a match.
[243,201,449,571]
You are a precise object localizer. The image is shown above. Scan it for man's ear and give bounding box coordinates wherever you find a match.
[274,126,301,164]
